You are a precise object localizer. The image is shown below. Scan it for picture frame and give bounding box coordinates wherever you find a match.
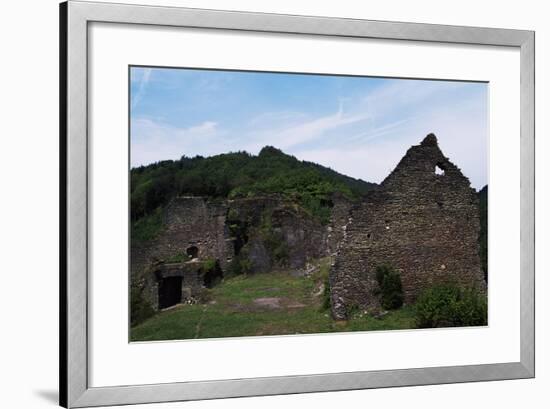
[60,1,535,407]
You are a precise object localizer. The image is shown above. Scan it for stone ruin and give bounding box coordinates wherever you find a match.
[329,134,485,319]
[131,133,485,318]
[130,197,232,310]
[131,195,336,311]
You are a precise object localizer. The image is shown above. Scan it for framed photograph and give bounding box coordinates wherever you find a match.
[60,1,534,407]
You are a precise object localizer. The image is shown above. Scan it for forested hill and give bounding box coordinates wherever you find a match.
[131,146,377,222]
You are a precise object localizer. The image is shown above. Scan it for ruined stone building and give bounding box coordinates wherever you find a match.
[131,195,331,311]
[131,197,232,310]
[131,133,485,318]
[329,134,485,319]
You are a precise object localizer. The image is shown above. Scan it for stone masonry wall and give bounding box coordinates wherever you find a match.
[131,195,341,310]
[146,261,205,310]
[326,192,354,256]
[131,197,233,308]
[330,134,485,319]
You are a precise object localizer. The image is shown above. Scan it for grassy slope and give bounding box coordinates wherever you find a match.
[131,258,416,341]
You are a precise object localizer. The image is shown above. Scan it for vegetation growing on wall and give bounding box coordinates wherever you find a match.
[375,264,404,310]
[164,252,192,264]
[227,253,252,277]
[259,210,289,266]
[131,207,165,243]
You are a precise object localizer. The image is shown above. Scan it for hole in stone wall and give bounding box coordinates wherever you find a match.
[186,246,199,259]
[158,276,182,309]
[435,163,445,176]
[437,201,443,208]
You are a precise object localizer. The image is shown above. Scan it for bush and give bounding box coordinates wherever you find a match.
[200,259,223,288]
[415,284,487,328]
[227,253,252,277]
[319,276,332,312]
[345,302,361,318]
[375,264,404,310]
[164,252,191,263]
[130,283,155,327]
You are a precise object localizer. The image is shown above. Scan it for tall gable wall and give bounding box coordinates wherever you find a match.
[330,134,485,319]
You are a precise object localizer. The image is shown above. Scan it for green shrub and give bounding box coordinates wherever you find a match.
[201,258,217,272]
[227,252,252,277]
[375,264,404,310]
[200,259,223,288]
[130,283,155,327]
[415,284,487,328]
[319,277,332,312]
[164,252,191,263]
[345,302,361,318]
[271,240,289,265]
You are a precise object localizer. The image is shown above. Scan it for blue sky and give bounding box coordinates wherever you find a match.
[130,67,488,189]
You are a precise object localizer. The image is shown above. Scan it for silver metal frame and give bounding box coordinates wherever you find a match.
[60,1,535,407]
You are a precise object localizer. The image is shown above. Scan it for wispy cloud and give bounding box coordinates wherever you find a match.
[131,68,152,109]
[131,117,223,166]
[130,68,488,189]
[241,102,372,153]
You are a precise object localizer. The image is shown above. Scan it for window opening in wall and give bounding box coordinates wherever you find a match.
[186,246,199,259]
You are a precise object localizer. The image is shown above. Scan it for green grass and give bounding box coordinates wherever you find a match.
[130,258,417,341]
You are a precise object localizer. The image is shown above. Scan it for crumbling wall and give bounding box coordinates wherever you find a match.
[131,195,340,309]
[227,196,329,273]
[326,192,354,256]
[130,197,233,308]
[330,134,485,319]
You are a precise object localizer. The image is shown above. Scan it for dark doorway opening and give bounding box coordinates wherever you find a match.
[201,260,224,288]
[186,246,199,259]
[158,276,182,309]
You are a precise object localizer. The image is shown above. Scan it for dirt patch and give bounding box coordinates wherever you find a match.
[227,303,253,313]
[285,301,307,309]
[229,297,307,312]
[253,297,281,309]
